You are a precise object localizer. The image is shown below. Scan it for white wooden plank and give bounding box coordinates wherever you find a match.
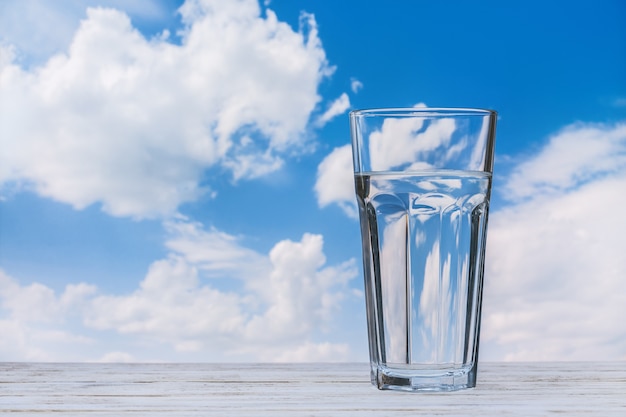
[0,362,624,416]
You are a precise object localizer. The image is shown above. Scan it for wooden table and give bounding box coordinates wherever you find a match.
[1,362,624,416]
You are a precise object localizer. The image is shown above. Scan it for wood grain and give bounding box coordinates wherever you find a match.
[1,362,624,416]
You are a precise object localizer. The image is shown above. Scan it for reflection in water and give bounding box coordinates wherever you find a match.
[357,172,490,367]
[378,204,408,364]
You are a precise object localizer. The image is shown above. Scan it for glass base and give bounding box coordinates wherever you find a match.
[372,364,477,392]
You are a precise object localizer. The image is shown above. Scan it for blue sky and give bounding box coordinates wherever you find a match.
[0,0,625,362]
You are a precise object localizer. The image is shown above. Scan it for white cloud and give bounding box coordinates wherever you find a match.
[355,103,492,174]
[96,351,136,363]
[273,341,350,362]
[0,222,359,362]
[350,78,363,93]
[0,0,171,67]
[0,270,97,361]
[313,119,626,362]
[503,122,626,201]
[0,271,97,323]
[90,226,358,361]
[482,121,626,361]
[163,216,271,281]
[368,112,456,172]
[242,233,356,346]
[314,144,357,218]
[85,254,247,344]
[314,103,447,217]
[0,0,334,218]
[315,92,350,127]
[0,0,84,66]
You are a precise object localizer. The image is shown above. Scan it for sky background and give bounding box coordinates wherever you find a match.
[0,0,625,362]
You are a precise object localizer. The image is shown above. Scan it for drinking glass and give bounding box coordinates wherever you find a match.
[350,107,497,391]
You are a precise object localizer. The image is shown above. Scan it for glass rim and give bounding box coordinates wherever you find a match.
[350,107,497,118]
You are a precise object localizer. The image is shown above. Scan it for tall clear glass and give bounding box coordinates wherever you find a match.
[350,107,497,391]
